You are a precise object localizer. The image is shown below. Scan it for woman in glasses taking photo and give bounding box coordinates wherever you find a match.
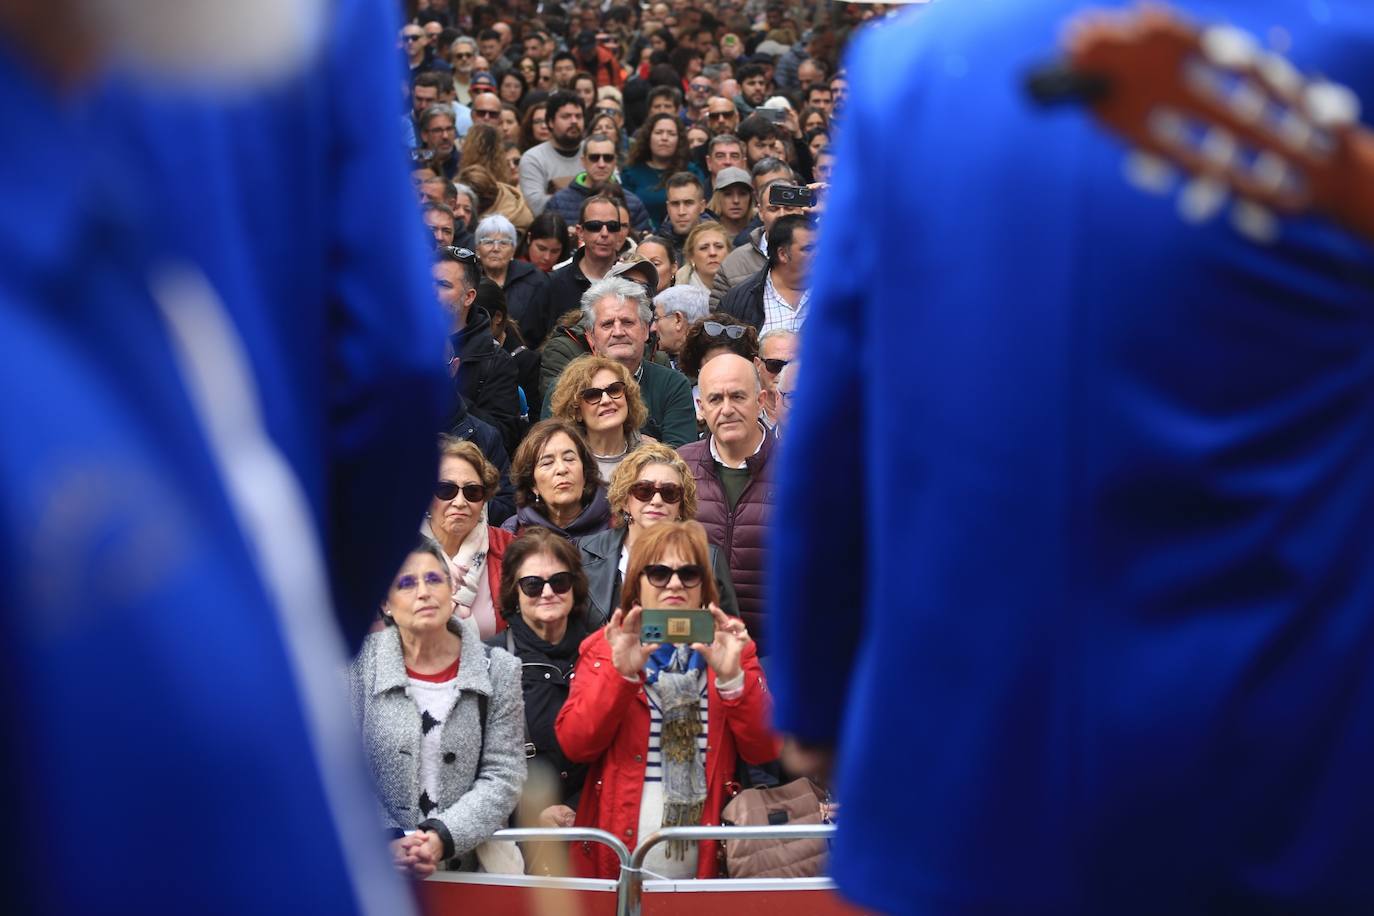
[484,528,595,852]
[548,355,654,482]
[423,438,514,640]
[556,520,777,880]
[577,442,739,630]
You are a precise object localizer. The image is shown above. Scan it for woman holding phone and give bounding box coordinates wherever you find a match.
[555,521,777,880]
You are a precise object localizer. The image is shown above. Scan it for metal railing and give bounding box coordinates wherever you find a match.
[622,823,838,916]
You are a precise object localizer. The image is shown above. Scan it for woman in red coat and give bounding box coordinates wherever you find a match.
[555,520,778,879]
[423,437,514,638]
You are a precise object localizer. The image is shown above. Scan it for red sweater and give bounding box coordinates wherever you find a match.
[554,629,779,878]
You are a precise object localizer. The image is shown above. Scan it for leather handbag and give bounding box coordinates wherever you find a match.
[719,777,828,879]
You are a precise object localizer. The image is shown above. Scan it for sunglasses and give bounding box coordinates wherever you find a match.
[454,51,474,59]
[404,34,424,42]
[473,108,502,120]
[643,563,704,589]
[579,380,626,404]
[761,357,790,374]
[581,219,623,234]
[708,110,735,119]
[628,480,683,504]
[517,572,575,597]
[596,106,621,117]
[435,481,486,502]
[395,571,446,591]
[443,246,479,264]
[586,152,617,164]
[702,320,746,339]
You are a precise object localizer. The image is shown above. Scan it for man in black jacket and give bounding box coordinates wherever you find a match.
[436,249,522,455]
[719,213,815,333]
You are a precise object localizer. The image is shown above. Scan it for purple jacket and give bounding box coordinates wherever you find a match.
[678,428,777,652]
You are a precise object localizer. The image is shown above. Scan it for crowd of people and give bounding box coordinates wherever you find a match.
[348,0,882,881]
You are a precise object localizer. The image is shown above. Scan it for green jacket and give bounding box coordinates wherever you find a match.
[539,339,695,448]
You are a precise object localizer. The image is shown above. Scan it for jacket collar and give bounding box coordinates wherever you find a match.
[578,526,626,562]
[371,614,492,698]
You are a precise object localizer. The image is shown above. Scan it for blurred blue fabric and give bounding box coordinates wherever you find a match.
[770,2,1374,913]
[0,0,445,911]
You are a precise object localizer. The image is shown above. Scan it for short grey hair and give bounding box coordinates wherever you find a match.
[451,182,479,219]
[452,36,476,53]
[419,104,456,131]
[758,328,798,352]
[581,277,651,329]
[654,286,709,325]
[475,214,517,245]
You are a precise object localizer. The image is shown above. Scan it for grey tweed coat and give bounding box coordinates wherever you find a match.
[349,614,526,863]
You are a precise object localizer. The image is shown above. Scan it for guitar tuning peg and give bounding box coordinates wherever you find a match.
[1178,176,1229,224]
[1229,80,1267,124]
[1201,128,1238,167]
[1252,150,1294,195]
[1123,149,1177,195]
[1202,25,1258,70]
[1230,200,1280,244]
[1257,51,1302,98]
[1147,107,1188,149]
[1304,80,1360,128]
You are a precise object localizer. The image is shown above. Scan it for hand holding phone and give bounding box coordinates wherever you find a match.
[768,183,815,208]
[639,607,715,645]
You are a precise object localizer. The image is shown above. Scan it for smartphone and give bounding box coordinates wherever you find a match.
[755,106,787,124]
[640,608,715,645]
[768,183,815,208]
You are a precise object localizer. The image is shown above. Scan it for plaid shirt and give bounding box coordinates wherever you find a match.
[761,270,810,335]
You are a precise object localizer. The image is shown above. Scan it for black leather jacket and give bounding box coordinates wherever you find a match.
[574,527,741,630]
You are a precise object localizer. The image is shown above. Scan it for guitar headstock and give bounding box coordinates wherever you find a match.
[1031,4,1374,244]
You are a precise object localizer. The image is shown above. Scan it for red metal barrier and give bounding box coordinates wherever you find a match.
[641,879,874,916]
[421,873,619,916]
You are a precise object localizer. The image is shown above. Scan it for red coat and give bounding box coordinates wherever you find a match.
[554,628,780,879]
[486,526,514,633]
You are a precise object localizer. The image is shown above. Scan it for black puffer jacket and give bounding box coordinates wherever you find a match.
[445,393,516,527]
[501,260,554,347]
[449,306,522,456]
[485,614,590,808]
[718,266,767,331]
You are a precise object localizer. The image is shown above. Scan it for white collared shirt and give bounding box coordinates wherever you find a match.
[761,270,810,335]
[708,423,766,470]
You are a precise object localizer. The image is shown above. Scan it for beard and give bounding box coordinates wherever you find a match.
[78,0,324,86]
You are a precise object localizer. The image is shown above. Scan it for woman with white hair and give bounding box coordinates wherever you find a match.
[476,214,552,347]
[652,285,709,373]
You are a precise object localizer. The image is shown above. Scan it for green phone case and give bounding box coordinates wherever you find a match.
[639,608,715,645]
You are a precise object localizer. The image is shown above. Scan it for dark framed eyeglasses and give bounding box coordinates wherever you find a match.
[581,219,623,234]
[643,563,704,589]
[628,481,683,504]
[395,571,446,591]
[442,246,479,264]
[586,152,617,164]
[703,320,746,339]
[434,480,487,502]
[761,357,790,374]
[579,380,626,404]
[517,572,576,597]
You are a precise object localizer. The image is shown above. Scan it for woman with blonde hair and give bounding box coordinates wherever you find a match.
[556,520,775,880]
[673,222,731,292]
[548,355,652,482]
[459,124,533,231]
[575,443,738,629]
[422,436,515,639]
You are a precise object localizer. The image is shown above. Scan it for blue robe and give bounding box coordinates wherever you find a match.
[770,2,1374,912]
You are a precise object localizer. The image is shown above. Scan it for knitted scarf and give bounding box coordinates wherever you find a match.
[644,643,707,858]
[440,508,490,618]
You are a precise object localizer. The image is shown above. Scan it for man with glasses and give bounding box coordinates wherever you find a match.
[438,247,522,454]
[678,353,778,650]
[450,36,477,104]
[418,105,460,179]
[770,358,799,437]
[547,133,652,235]
[401,23,449,76]
[754,329,797,433]
[404,71,471,149]
[518,90,586,216]
[469,91,503,127]
[704,96,740,137]
[546,195,626,327]
[685,75,714,123]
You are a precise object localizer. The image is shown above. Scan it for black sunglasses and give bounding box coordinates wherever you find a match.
[579,380,626,404]
[473,107,502,119]
[703,320,746,339]
[596,106,621,117]
[442,246,479,264]
[404,34,424,42]
[517,572,576,597]
[643,563,704,589]
[628,481,683,504]
[435,481,487,502]
[582,219,623,234]
[761,357,790,374]
[586,152,617,164]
